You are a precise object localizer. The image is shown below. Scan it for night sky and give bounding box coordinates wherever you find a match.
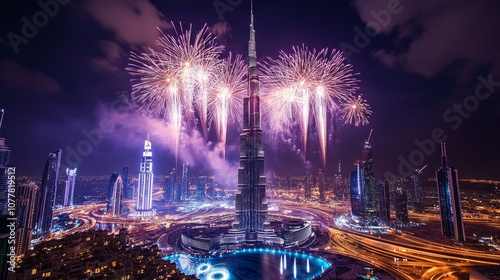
[1,0,499,181]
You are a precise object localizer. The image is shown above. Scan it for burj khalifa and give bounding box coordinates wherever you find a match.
[232,2,270,239]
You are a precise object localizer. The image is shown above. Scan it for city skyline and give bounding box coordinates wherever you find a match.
[0,1,499,181]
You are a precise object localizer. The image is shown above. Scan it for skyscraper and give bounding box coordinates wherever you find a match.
[164,168,176,202]
[0,109,11,216]
[136,135,154,217]
[378,180,390,226]
[233,3,270,236]
[197,175,207,201]
[181,162,189,200]
[107,173,123,216]
[15,180,38,256]
[318,169,325,202]
[361,131,378,224]
[350,162,364,219]
[394,186,409,225]
[333,160,344,198]
[304,172,312,198]
[63,167,77,207]
[411,165,427,212]
[122,165,132,199]
[35,149,62,235]
[436,143,465,242]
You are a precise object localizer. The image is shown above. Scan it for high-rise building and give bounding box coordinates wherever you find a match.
[15,180,38,256]
[233,4,270,237]
[63,168,77,207]
[35,149,62,235]
[411,165,427,212]
[318,169,325,202]
[333,160,344,198]
[394,186,409,224]
[164,168,176,202]
[350,162,364,219]
[122,165,132,199]
[107,173,123,216]
[197,175,207,201]
[304,172,312,198]
[0,109,11,216]
[136,135,154,217]
[436,143,465,242]
[378,180,390,226]
[181,162,189,200]
[361,131,378,224]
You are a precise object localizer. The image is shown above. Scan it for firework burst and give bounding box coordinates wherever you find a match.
[208,53,247,160]
[340,94,372,126]
[261,45,363,168]
[127,23,223,165]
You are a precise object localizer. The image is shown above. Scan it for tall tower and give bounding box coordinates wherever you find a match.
[333,160,344,198]
[233,2,269,235]
[436,143,465,242]
[136,134,154,217]
[394,186,409,224]
[181,162,189,200]
[304,172,312,198]
[15,180,38,256]
[350,162,364,219]
[107,173,123,216]
[63,167,77,207]
[362,130,378,224]
[35,149,62,235]
[122,165,131,199]
[0,109,11,216]
[318,169,325,202]
[378,180,390,226]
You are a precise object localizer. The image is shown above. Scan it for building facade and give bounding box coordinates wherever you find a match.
[136,135,154,217]
[35,149,62,235]
[436,143,465,242]
[107,173,123,216]
[233,6,270,238]
[15,180,38,256]
[63,168,77,207]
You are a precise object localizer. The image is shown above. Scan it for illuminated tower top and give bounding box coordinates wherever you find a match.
[144,133,152,158]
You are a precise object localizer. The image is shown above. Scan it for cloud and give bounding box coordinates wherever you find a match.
[89,40,125,73]
[0,60,61,94]
[211,21,232,44]
[96,103,238,186]
[353,0,500,79]
[84,0,171,48]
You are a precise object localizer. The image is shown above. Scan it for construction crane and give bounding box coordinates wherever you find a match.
[416,164,427,174]
[364,129,373,145]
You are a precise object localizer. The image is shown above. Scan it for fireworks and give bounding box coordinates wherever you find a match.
[261,45,365,168]
[208,53,247,160]
[340,95,372,127]
[128,23,223,165]
[128,24,371,169]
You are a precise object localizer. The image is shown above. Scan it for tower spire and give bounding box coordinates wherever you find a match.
[0,109,4,132]
[248,0,256,68]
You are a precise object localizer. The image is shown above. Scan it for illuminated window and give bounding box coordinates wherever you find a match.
[31,269,37,275]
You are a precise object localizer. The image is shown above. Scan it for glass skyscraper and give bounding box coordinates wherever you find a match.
[350,162,364,219]
[35,149,62,235]
[63,167,77,207]
[0,109,11,216]
[15,180,38,255]
[436,143,465,242]
[107,173,123,217]
[136,135,154,217]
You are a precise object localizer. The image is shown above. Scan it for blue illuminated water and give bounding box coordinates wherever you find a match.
[164,248,331,280]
